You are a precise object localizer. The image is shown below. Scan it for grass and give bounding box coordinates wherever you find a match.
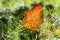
[0,0,60,40]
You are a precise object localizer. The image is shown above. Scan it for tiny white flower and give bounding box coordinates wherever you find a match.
[43,7,46,10]
[54,4,58,8]
[19,1,24,6]
[0,3,2,6]
[10,16,12,19]
[4,8,6,11]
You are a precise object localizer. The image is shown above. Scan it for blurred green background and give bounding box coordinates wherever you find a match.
[0,0,60,40]
[0,0,60,17]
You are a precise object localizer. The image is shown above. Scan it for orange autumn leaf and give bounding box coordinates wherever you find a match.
[21,3,43,31]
